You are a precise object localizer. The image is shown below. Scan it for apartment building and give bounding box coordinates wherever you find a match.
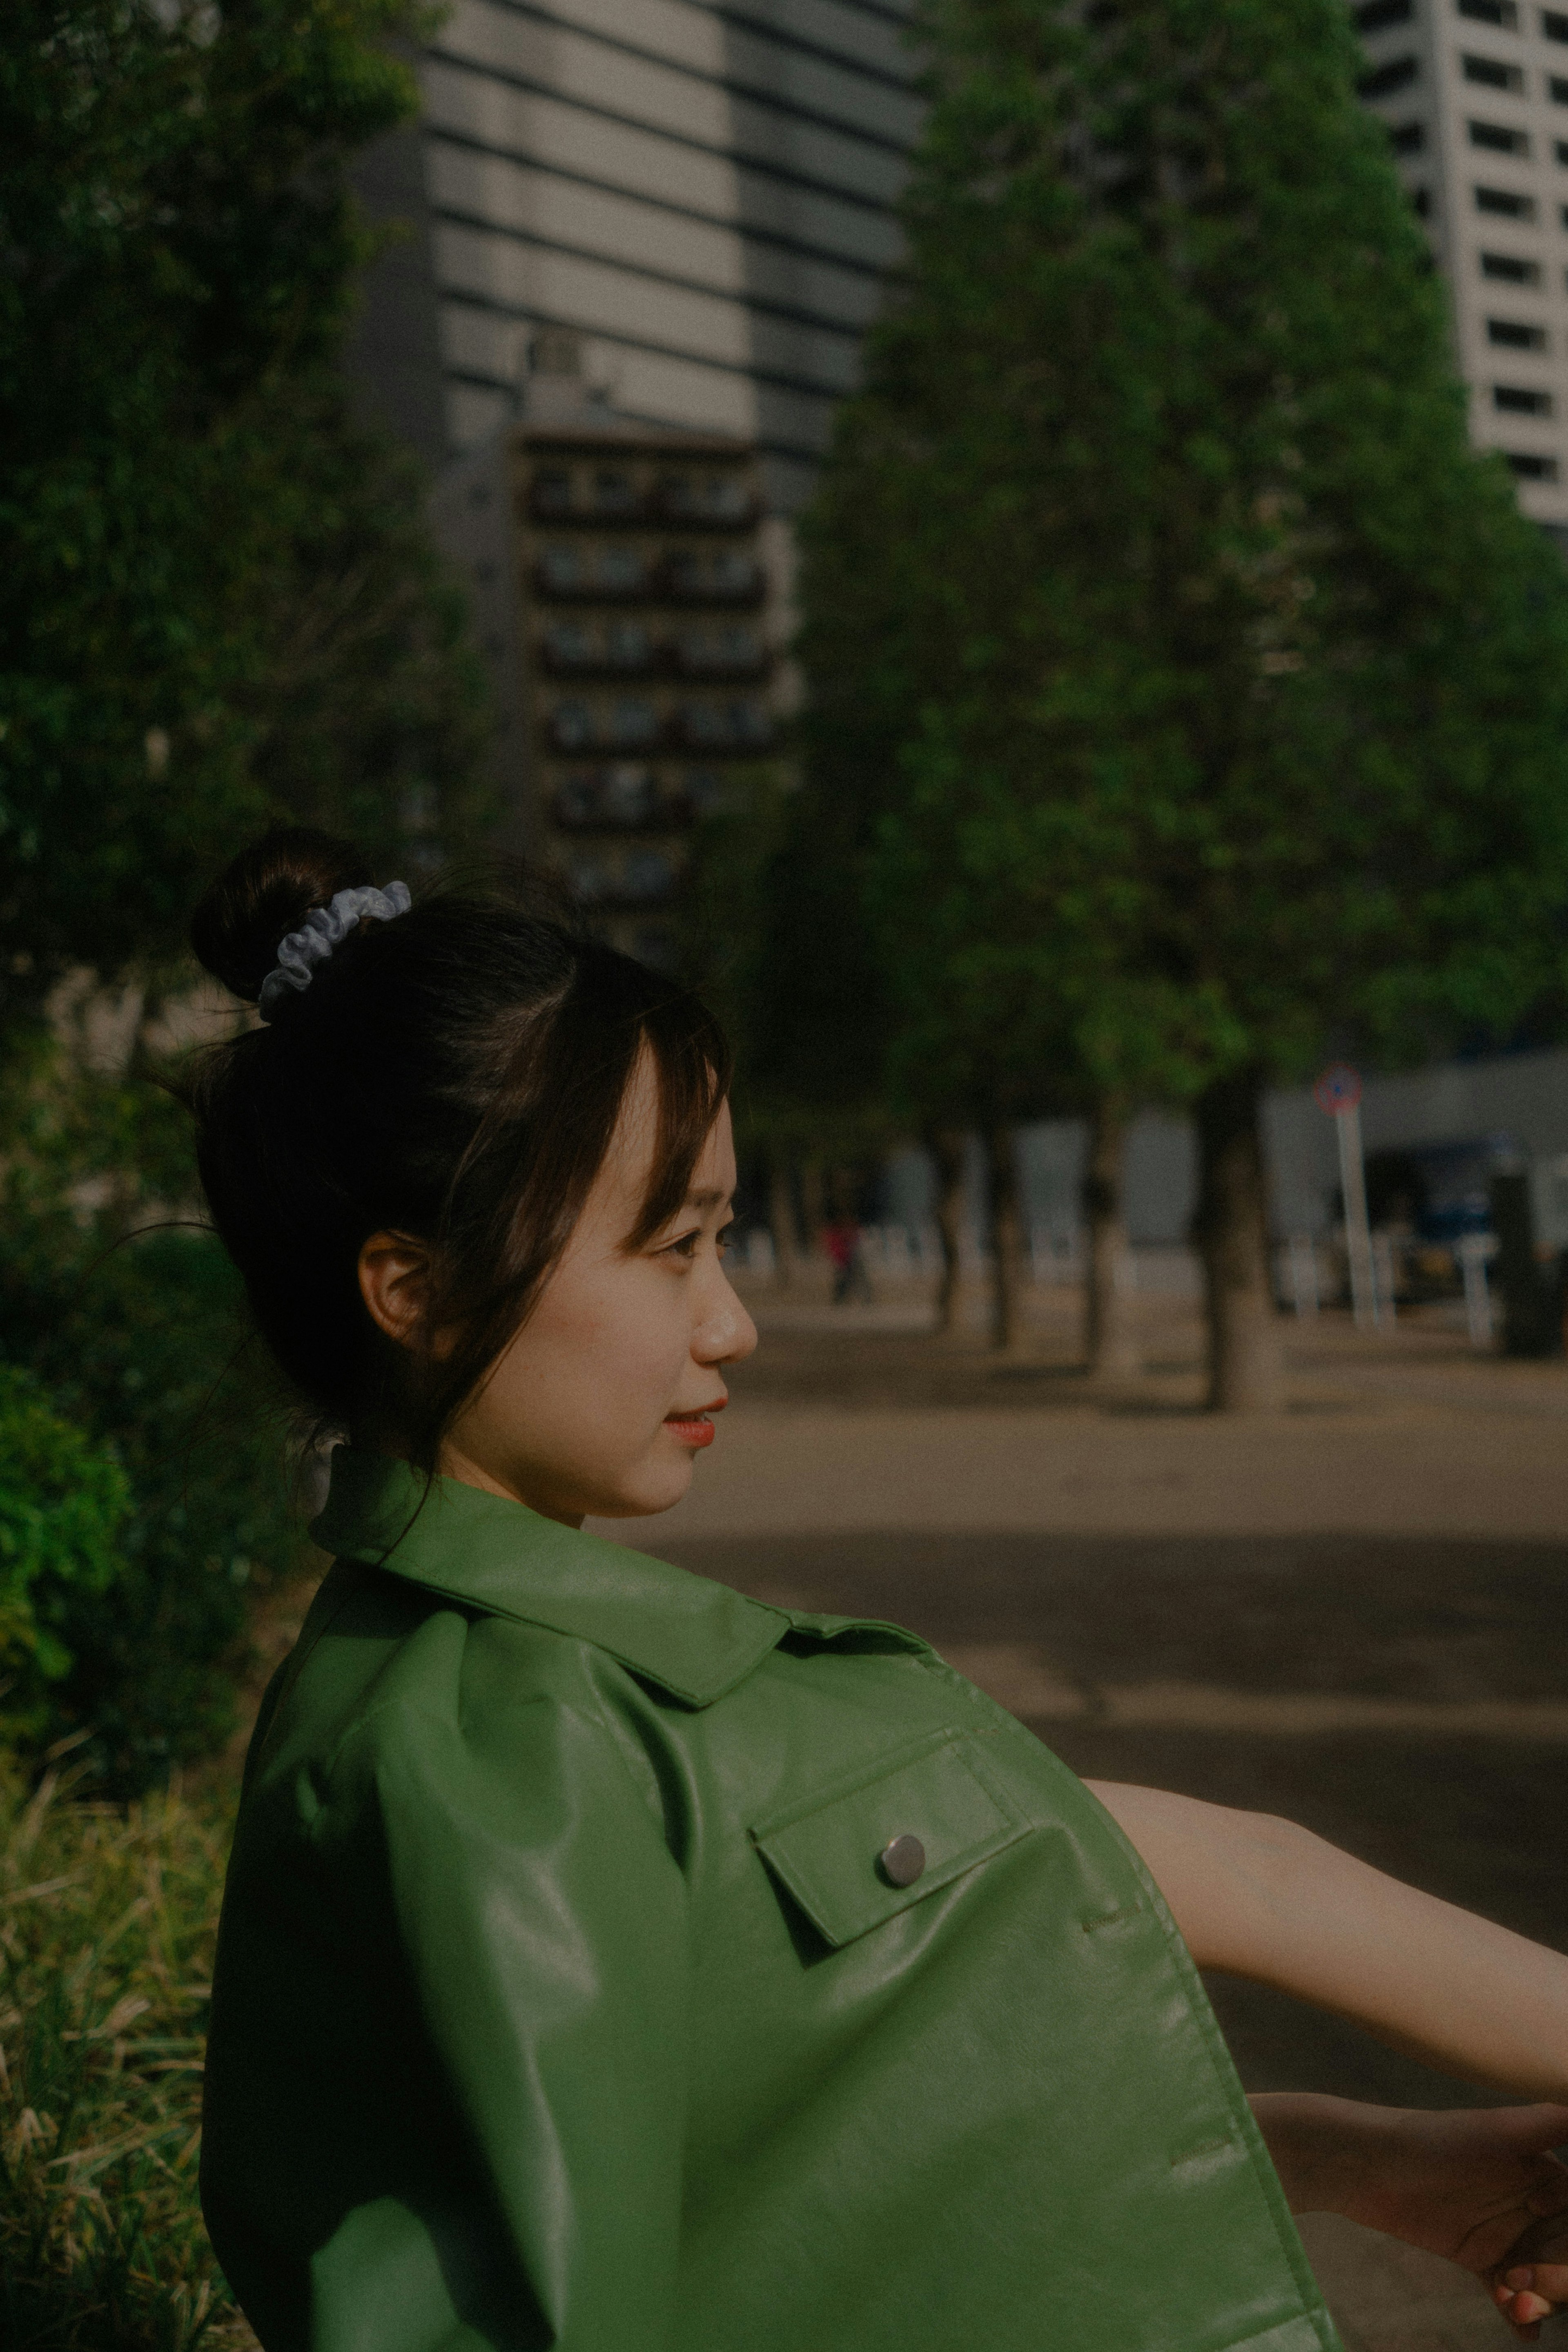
[1356,0,1568,535]
[431,341,776,956]
[352,0,921,516]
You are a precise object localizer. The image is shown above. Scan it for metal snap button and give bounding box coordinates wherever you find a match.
[879,1833,926,1888]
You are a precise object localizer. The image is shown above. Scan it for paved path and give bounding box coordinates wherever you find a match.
[595,1298,1568,2350]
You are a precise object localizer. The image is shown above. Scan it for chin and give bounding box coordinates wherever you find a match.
[590,1455,696,1520]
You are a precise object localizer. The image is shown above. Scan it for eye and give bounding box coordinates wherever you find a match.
[661,1227,702,1260]
[716,1221,735,1255]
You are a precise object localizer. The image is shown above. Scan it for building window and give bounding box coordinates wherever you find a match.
[1392,119,1426,149]
[679,700,772,750]
[677,626,764,675]
[1363,55,1420,92]
[592,470,640,517]
[1557,140,1568,161]
[1460,0,1519,20]
[1488,315,1549,343]
[1495,383,1555,410]
[1358,0,1413,23]
[532,470,573,515]
[659,474,753,523]
[623,850,677,905]
[1545,7,1568,36]
[543,621,595,668]
[1470,117,1530,149]
[595,547,646,594]
[1462,51,1524,85]
[609,698,659,748]
[1413,184,1433,212]
[1506,450,1560,476]
[554,765,665,830]
[552,700,594,750]
[666,551,764,602]
[1476,181,1537,211]
[1481,249,1543,278]
[604,622,652,669]
[684,769,725,812]
[538,545,583,592]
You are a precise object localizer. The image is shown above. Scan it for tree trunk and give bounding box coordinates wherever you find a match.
[1082,1097,1140,1380]
[984,1121,1029,1353]
[926,1126,968,1335]
[766,1162,799,1289]
[799,1157,826,1276]
[1192,1069,1284,1413]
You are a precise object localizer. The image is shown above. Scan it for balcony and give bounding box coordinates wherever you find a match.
[553,765,694,832]
[566,846,682,910]
[535,545,651,601]
[675,699,773,754]
[659,551,765,608]
[673,625,769,680]
[548,697,662,754]
[654,474,760,530]
[540,621,656,676]
[528,467,650,526]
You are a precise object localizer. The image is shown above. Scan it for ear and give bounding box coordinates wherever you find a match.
[358,1231,432,1350]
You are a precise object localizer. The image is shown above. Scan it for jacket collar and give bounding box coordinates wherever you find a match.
[310,1447,796,1708]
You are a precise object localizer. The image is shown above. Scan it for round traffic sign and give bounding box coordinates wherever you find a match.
[1314,1063,1362,1115]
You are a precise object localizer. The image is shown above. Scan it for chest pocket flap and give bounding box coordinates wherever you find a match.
[751,1729,1031,1948]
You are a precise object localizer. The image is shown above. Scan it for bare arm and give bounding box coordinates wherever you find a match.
[1087,1780,1568,2100]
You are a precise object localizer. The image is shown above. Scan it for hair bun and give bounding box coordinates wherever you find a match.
[190,828,374,1003]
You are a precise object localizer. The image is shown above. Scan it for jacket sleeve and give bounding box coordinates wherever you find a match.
[313,1614,691,2352]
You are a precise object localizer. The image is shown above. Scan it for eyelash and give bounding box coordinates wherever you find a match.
[664,1222,734,1261]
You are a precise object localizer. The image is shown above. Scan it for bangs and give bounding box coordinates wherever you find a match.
[412,950,733,1465]
[624,994,734,1250]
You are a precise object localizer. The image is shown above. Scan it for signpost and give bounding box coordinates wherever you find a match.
[1314,1063,1378,1327]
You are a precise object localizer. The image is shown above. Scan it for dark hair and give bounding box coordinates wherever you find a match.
[184,828,731,1468]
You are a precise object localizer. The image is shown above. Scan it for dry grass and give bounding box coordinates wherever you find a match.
[0,1758,255,2350]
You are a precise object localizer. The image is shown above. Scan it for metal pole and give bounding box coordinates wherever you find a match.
[1457,1234,1494,1349]
[1289,1234,1319,1320]
[1336,1103,1377,1329]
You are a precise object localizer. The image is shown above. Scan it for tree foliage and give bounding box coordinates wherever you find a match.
[0,0,488,1026]
[795,0,1568,1391]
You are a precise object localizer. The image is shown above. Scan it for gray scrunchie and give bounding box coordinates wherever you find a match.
[257,882,412,1020]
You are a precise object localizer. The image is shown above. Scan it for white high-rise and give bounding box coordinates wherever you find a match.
[351,0,1568,535]
[1357,0,1568,537]
[353,0,920,513]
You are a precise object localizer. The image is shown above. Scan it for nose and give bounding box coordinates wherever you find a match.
[694,1265,758,1366]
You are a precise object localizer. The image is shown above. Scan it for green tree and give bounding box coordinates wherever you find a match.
[0,0,487,1032]
[799,0,1568,1405]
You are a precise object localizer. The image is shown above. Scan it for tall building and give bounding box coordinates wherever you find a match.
[431,342,775,960]
[1356,0,1568,538]
[354,0,1568,538]
[351,0,921,515]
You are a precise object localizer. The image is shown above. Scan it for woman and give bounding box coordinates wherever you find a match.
[191,830,1568,2350]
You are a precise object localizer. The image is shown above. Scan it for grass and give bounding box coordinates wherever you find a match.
[0,1756,254,2350]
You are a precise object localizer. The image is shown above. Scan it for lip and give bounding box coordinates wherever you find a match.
[664,1398,726,1448]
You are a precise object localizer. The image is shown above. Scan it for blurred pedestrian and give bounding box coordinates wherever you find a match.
[823,1213,872,1304]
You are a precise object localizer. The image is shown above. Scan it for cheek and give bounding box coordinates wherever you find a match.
[526,1271,688,1411]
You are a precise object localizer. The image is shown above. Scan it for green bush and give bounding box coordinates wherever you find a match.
[0,1764,252,2350]
[0,1367,131,1738]
[0,1041,305,1791]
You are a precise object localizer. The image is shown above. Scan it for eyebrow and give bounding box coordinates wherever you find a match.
[686,1186,735,1212]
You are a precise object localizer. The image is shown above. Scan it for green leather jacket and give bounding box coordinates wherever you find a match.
[202,1449,1341,2352]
